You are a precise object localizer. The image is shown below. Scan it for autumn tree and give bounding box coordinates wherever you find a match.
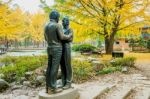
[29,13,47,47]
[0,1,47,49]
[41,0,150,54]
[0,2,25,48]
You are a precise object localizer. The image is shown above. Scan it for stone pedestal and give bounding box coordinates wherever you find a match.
[39,88,79,99]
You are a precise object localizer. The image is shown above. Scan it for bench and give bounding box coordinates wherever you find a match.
[112,51,124,58]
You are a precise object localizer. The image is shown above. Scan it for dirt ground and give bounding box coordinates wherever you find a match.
[126,52,150,78]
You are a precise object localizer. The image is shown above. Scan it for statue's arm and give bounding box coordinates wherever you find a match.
[67,29,73,42]
[57,24,72,40]
[44,25,48,41]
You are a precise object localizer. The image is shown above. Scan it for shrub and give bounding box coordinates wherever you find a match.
[0,55,95,83]
[72,44,96,52]
[72,45,80,51]
[0,55,136,83]
[110,57,136,67]
[147,39,150,50]
[97,66,121,74]
[72,59,95,83]
[97,57,136,75]
[0,56,17,66]
[0,55,47,82]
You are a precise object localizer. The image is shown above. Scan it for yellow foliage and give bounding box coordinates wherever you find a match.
[0,4,25,40]
[0,2,47,44]
[29,13,47,43]
[53,0,150,42]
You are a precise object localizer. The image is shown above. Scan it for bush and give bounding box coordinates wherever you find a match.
[0,55,136,83]
[0,56,17,66]
[0,55,95,83]
[72,44,96,52]
[0,55,47,82]
[97,66,121,74]
[147,39,150,50]
[97,57,136,75]
[111,57,136,67]
[72,59,95,83]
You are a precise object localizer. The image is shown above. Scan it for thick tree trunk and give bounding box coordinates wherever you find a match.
[105,37,114,54]
[105,30,116,54]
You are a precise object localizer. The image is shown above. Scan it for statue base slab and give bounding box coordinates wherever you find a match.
[39,88,79,99]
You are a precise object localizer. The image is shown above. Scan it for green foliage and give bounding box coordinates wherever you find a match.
[0,55,95,83]
[129,38,147,48]
[111,57,136,67]
[55,0,65,3]
[72,45,80,51]
[0,55,136,83]
[147,39,150,50]
[97,57,136,75]
[138,38,146,47]
[97,66,121,74]
[129,39,135,47]
[72,59,94,83]
[0,56,47,82]
[0,56,17,66]
[72,44,96,52]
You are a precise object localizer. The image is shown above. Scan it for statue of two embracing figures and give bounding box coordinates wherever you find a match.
[44,10,73,94]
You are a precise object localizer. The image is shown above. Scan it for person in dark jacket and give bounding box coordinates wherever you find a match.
[44,10,72,94]
[60,16,73,90]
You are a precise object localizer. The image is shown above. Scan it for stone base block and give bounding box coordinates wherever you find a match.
[39,88,79,99]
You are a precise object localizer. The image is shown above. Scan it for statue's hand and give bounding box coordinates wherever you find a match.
[69,33,73,38]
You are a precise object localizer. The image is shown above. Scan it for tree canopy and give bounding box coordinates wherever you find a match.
[41,0,150,54]
[0,1,47,48]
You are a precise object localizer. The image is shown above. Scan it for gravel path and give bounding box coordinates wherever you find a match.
[0,69,149,99]
[135,60,150,78]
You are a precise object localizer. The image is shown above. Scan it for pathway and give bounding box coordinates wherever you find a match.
[0,72,149,99]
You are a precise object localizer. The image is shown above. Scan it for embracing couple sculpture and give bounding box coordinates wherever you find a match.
[44,10,73,94]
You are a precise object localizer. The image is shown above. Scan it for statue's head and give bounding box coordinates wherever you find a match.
[49,10,60,23]
[62,16,70,29]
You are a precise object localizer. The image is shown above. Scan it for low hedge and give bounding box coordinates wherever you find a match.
[0,56,47,82]
[110,57,136,67]
[72,44,96,52]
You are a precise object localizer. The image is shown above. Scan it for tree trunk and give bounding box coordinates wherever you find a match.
[105,37,114,54]
[14,39,18,48]
[37,42,40,48]
[25,39,27,48]
[5,36,9,50]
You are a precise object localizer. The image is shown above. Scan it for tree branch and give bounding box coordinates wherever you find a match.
[78,0,96,18]
[118,20,145,31]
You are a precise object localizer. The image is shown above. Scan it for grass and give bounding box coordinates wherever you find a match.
[97,66,122,74]
[0,55,94,83]
[72,59,95,83]
[0,52,143,84]
[126,52,150,62]
[0,55,47,82]
[95,52,150,63]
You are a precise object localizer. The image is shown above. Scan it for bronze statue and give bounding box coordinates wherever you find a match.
[60,16,73,90]
[44,10,72,94]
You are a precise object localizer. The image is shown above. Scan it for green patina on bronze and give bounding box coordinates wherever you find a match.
[44,10,73,94]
